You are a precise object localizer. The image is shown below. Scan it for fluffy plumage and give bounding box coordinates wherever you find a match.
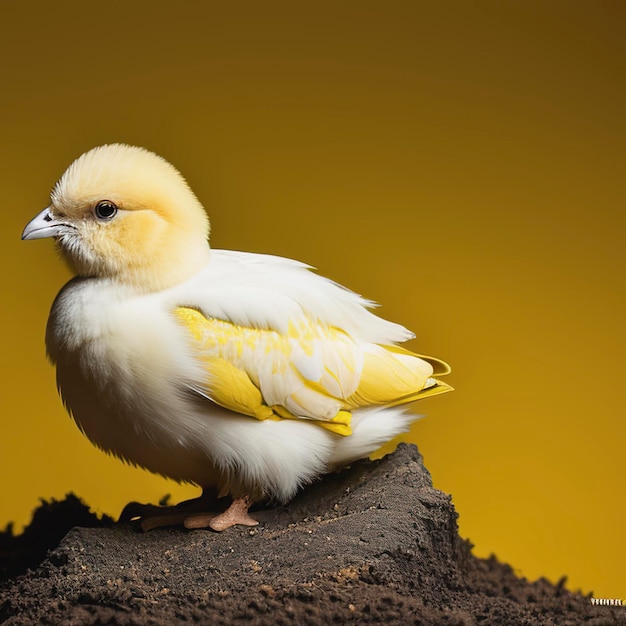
[23,144,452,526]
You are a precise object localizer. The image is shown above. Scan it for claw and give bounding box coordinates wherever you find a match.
[118,490,258,532]
[183,496,258,531]
[209,496,258,531]
[118,488,219,530]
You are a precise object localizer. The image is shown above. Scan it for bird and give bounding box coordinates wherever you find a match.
[22,144,452,532]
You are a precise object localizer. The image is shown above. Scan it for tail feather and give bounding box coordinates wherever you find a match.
[328,406,420,467]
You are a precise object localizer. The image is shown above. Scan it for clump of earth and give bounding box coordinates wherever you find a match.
[1,444,622,625]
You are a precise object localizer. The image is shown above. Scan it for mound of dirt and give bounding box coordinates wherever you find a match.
[1,444,623,625]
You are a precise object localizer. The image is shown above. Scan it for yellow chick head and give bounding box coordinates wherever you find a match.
[22,144,211,291]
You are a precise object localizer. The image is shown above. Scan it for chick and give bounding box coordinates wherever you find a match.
[22,144,452,531]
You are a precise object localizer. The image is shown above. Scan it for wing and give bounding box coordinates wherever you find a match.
[174,306,452,437]
[165,250,415,344]
[165,251,452,436]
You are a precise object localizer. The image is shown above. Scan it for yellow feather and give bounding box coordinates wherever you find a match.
[203,356,274,420]
[320,410,352,436]
[272,405,352,436]
[174,307,450,436]
[384,344,452,376]
[174,307,355,435]
[346,345,452,408]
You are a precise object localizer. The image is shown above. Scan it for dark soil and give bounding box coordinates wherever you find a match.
[0,444,623,625]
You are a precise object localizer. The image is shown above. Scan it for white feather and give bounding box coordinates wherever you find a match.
[27,144,450,507]
[45,252,425,501]
[164,250,415,344]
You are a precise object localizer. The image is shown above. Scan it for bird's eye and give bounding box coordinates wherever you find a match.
[94,200,118,221]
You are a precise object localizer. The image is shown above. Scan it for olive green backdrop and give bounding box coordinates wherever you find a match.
[2,0,623,599]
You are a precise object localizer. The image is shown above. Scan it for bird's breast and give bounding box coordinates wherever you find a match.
[45,278,216,482]
[47,278,193,390]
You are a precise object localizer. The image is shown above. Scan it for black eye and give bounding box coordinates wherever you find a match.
[94,200,118,221]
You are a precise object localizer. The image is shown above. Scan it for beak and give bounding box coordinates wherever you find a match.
[22,207,62,240]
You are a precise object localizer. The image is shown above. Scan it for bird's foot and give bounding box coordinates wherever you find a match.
[119,488,219,532]
[185,496,259,532]
[119,491,259,532]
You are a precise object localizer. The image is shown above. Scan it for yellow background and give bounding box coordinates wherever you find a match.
[2,0,623,598]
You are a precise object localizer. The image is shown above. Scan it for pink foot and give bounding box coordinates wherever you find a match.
[185,496,258,531]
[119,488,218,532]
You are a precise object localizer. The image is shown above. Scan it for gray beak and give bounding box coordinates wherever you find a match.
[22,207,62,240]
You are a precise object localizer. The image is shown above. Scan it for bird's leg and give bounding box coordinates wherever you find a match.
[119,487,219,532]
[120,489,259,532]
[184,495,259,532]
